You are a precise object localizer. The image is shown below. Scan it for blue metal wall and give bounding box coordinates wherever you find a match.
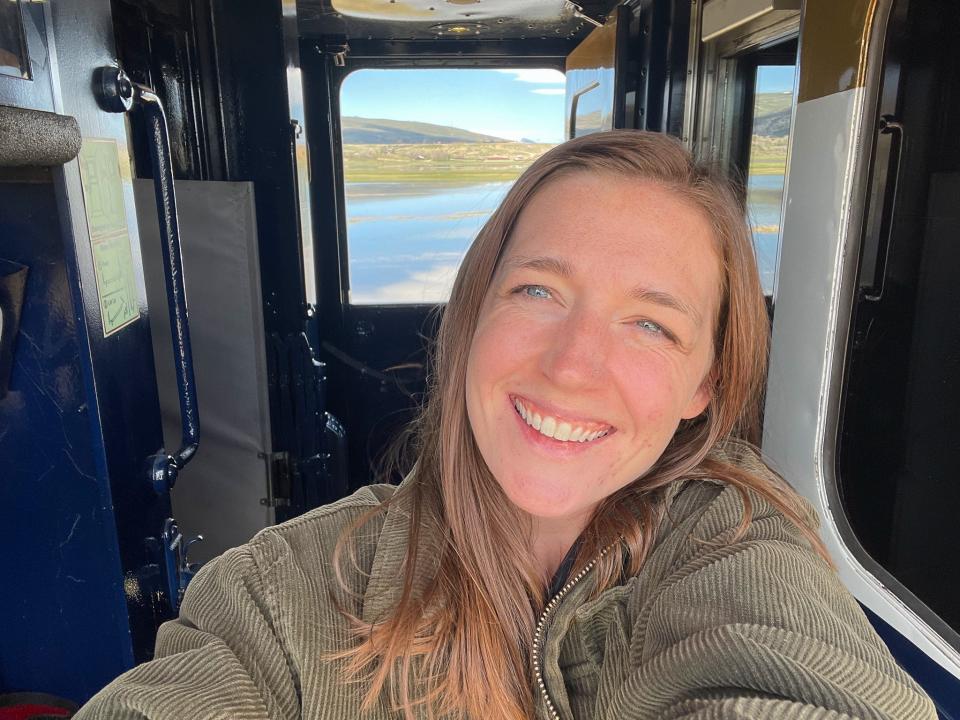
[0,180,133,701]
[1,0,176,704]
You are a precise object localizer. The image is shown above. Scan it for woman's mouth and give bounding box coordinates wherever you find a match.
[511,396,614,443]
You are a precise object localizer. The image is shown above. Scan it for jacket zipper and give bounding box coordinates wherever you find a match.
[531,544,616,720]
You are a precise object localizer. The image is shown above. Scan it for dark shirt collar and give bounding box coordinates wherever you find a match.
[547,538,583,598]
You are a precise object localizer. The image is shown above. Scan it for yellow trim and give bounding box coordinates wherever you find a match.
[565,12,618,71]
[797,0,879,103]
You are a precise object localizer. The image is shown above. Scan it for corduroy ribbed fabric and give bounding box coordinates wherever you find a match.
[75,472,936,720]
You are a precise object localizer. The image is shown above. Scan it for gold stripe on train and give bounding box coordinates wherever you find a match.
[798,0,879,103]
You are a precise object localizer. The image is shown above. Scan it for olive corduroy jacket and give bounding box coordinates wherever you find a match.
[75,472,936,719]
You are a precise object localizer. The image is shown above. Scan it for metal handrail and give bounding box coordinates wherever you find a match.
[96,66,200,494]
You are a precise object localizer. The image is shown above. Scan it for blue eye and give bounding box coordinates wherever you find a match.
[520,285,551,299]
[636,319,665,335]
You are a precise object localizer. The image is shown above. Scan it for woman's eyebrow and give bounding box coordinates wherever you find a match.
[501,255,575,278]
[629,286,703,327]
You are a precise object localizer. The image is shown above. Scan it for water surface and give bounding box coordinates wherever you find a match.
[346,175,786,303]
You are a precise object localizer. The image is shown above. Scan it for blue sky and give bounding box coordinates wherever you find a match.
[341,68,566,143]
[756,65,796,94]
[288,64,797,144]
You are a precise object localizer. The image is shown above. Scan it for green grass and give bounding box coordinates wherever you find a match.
[340,142,555,183]
[312,135,789,182]
[753,92,793,117]
[748,135,789,176]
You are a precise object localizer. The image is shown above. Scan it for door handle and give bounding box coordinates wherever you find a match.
[568,80,600,140]
[95,66,200,494]
[860,115,905,302]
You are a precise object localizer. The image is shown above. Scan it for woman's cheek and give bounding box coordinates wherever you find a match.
[616,355,688,426]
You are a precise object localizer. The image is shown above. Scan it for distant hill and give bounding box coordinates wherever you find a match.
[342,117,509,144]
[753,92,793,137]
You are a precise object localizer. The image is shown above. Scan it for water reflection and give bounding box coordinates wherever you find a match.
[348,175,785,304]
[347,181,510,304]
[747,174,785,296]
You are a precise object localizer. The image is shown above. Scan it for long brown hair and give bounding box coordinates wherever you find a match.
[332,130,827,720]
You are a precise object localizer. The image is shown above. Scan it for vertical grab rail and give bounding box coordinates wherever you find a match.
[96,66,199,494]
[860,115,905,303]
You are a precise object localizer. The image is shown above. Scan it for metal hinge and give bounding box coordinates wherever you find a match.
[323,41,349,67]
[259,451,292,507]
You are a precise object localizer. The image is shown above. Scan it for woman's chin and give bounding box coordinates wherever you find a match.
[498,473,589,522]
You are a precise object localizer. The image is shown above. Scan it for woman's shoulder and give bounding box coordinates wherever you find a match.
[655,444,821,565]
[238,483,398,587]
[669,444,820,538]
[612,457,936,720]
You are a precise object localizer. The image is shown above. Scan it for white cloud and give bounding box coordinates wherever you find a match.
[351,251,465,267]
[351,263,461,305]
[532,88,566,95]
[495,69,566,85]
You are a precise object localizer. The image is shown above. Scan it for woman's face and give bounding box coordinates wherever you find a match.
[465,172,722,527]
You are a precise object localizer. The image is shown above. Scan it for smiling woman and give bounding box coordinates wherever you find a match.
[75,131,937,720]
[466,175,720,576]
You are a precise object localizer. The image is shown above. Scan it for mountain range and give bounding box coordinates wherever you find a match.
[342,117,509,144]
[341,90,792,146]
[752,92,792,137]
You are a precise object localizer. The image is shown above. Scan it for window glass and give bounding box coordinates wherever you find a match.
[287,68,315,305]
[746,64,796,296]
[340,68,564,305]
[0,0,30,80]
[839,0,960,637]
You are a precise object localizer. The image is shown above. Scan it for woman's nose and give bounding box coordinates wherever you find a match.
[538,309,608,388]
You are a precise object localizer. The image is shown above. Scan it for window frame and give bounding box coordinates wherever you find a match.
[332,61,566,310]
[323,55,565,321]
[832,0,960,653]
[684,9,799,304]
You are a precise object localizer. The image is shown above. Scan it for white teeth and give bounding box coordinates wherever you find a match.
[513,398,610,444]
[515,399,526,420]
[540,416,557,438]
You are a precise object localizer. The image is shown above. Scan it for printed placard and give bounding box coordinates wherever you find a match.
[77,138,139,336]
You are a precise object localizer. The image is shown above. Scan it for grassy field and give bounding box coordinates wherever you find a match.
[302,135,789,183]
[748,135,789,175]
[341,142,555,183]
[754,92,793,118]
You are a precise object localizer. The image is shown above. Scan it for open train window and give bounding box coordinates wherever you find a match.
[743,57,795,297]
[839,0,960,642]
[687,4,799,301]
[338,68,564,305]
